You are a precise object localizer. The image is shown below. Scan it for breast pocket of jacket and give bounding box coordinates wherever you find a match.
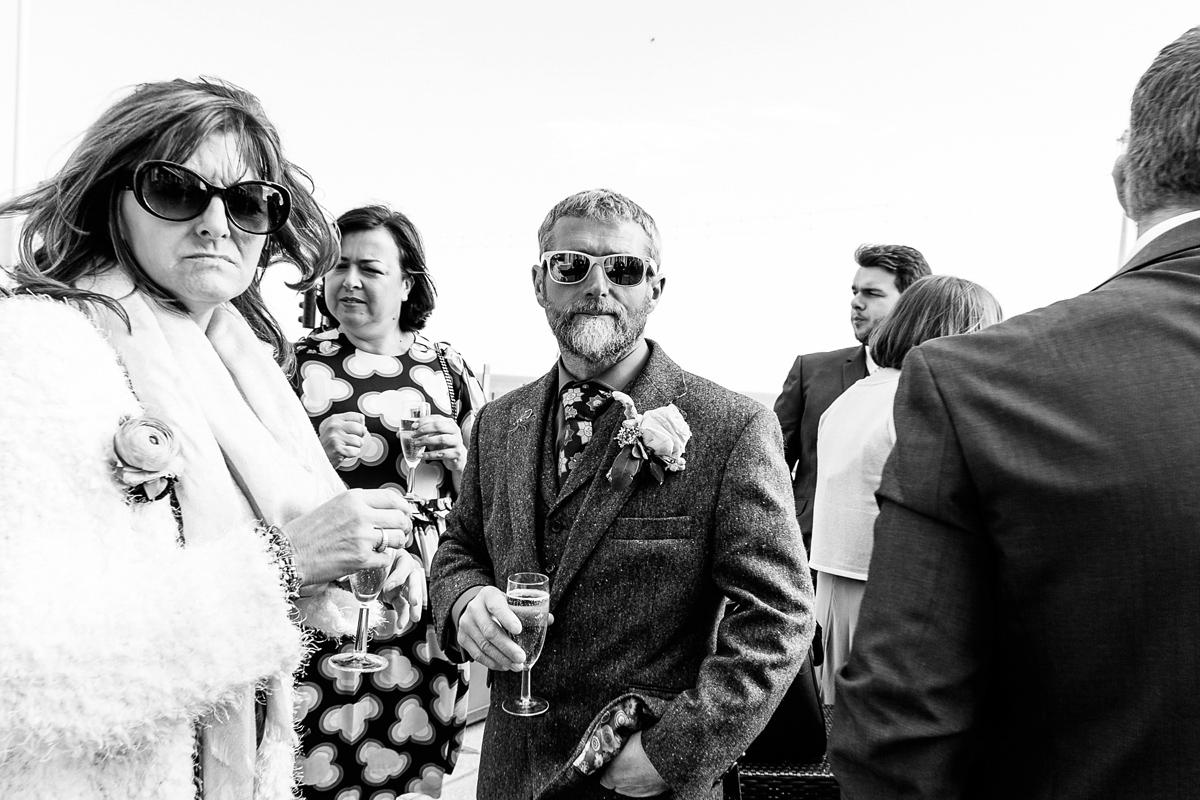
[609,515,696,541]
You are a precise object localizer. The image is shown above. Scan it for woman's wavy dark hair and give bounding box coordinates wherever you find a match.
[0,77,338,373]
[332,205,437,332]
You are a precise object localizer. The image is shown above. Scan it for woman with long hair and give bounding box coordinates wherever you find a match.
[0,78,420,799]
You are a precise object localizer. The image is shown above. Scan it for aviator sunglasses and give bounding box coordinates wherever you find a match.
[124,160,292,235]
[540,250,657,287]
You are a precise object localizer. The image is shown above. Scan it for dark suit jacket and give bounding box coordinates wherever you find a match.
[432,341,814,800]
[830,219,1200,799]
[773,345,868,548]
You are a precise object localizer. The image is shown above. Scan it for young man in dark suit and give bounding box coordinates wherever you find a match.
[832,27,1200,798]
[773,244,930,555]
[431,190,814,799]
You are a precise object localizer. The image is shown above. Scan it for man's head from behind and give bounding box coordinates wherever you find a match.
[1120,26,1200,222]
[532,189,666,374]
[850,243,931,344]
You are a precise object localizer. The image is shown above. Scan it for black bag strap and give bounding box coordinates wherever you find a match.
[435,341,458,418]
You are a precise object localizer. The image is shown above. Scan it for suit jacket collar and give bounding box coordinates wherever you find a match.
[547,340,685,609]
[1097,217,1200,289]
[843,345,868,390]
[539,405,559,509]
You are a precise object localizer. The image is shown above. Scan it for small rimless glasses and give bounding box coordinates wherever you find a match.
[124,160,292,235]
[539,250,657,287]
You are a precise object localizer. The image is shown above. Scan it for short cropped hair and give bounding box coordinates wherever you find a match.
[537,189,662,266]
[854,244,931,292]
[870,275,1003,369]
[335,205,436,332]
[1125,26,1200,218]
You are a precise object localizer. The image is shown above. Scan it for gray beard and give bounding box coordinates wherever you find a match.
[547,298,649,368]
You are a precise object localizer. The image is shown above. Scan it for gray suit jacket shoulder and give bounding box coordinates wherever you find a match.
[831,220,1200,799]
[433,341,814,800]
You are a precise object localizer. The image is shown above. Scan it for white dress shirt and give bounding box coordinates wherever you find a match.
[1123,209,1200,264]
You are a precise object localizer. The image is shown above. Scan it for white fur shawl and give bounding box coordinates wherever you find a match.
[0,294,352,799]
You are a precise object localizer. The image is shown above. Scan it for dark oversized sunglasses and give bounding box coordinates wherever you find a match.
[124,160,292,235]
[540,250,656,287]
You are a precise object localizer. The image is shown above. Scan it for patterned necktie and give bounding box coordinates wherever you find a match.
[558,381,613,479]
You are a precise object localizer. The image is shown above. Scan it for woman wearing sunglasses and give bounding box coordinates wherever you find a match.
[0,78,421,799]
[291,205,486,800]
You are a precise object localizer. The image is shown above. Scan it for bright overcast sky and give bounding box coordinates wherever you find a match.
[1,2,1197,396]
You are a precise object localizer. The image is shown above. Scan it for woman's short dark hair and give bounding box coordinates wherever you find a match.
[870,275,1003,369]
[334,205,437,332]
[0,77,338,374]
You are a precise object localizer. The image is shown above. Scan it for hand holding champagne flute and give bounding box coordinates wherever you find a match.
[502,572,550,717]
[330,530,394,673]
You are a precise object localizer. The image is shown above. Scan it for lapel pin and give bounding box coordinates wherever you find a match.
[510,408,534,433]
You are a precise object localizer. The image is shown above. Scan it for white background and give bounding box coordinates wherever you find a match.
[1,1,1196,396]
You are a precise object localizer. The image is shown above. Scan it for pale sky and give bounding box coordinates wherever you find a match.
[1,2,1197,396]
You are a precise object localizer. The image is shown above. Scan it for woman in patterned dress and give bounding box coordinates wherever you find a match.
[292,205,486,800]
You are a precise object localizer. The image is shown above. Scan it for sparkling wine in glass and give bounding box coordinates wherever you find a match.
[502,572,550,717]
[400,400,432,573]
[400,401,431,480]
[329,558,391,673]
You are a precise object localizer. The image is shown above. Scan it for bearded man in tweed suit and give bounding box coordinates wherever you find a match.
[431,189,814,799]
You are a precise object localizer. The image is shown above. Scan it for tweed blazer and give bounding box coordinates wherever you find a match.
[831,219,1200,798]
[773,345,868,546]
[432,341,814,800]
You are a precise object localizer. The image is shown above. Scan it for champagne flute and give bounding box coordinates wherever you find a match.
[502,572,550,717]
[329,549,391,673]
[400,400,432,573]
[399,400,431,481]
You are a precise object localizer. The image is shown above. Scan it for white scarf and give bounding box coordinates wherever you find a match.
[86,270,345,799]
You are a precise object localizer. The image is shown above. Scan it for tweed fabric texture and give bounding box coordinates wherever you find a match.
[432,341,815,800]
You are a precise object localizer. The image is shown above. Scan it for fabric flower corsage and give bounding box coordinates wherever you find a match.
[606,391,691,491]
[113,415,181,502]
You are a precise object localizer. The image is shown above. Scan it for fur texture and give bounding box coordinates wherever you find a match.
[0,296,308,799]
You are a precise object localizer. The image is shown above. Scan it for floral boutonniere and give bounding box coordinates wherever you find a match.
[113,416,181,503]
[606,391,691,491]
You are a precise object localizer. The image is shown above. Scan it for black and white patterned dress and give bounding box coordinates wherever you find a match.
[291,327,486,800]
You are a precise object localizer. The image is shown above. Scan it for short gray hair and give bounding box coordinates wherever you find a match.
[1126,26,1200,217]
[537,189,662,265]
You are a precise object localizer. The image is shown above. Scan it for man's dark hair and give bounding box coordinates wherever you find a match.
[854,244,931,292]
[1125,26,1200,218]
[335,204,437,332]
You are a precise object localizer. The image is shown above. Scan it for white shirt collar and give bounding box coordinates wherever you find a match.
[864,345,879,375]
[1123,209,1200,264]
